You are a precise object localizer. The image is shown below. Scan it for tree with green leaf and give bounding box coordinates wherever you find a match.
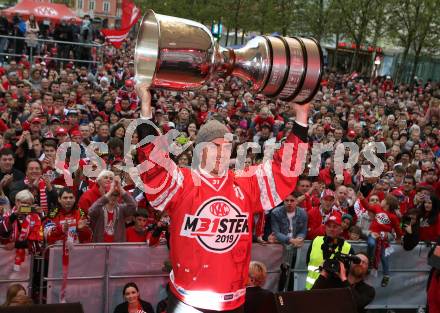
[333,0,381,72]
[388,0,440,83]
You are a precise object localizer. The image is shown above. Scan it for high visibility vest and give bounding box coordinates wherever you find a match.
[305,236,351,290]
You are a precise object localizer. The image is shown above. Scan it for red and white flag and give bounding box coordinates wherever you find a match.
[101,0,141,48]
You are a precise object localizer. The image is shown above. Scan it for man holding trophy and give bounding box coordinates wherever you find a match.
[133,10,323,313]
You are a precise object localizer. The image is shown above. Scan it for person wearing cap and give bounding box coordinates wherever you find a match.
[66,109,80,131]
[305,211,355,290]
[135,84,309,312]
[115,79,139,111]
[306,188,340,240]
[55,127,70,144]
[29,117,43,137]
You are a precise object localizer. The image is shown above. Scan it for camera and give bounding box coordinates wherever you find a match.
[321,236,361,275]
[18,206,37,214]
[322,252,361,275]
[401,215,412,227]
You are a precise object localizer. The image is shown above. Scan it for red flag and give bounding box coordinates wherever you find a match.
[101,27,132,48]
[101,0,141,48]
[121,0,141,29]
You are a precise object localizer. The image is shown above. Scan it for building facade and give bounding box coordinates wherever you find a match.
[74,0,121,27]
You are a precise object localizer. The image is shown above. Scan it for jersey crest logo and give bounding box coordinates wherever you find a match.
[180,197,249,253]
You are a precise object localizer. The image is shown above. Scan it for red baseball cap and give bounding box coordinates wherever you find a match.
[56,127,68,136]
[71,130,81,137]
[125,79,134,87]
[322,189,335,200]
[326,212,342,226]
[347,129,356,138]
[30,117,42,124]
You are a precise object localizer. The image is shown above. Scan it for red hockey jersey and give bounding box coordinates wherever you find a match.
[44,208,92,245]
[138,123,308,310]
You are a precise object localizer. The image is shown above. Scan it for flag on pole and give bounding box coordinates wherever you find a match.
[101,0,141,48]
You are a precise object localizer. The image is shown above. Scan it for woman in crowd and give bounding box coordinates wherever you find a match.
[113,282,154,313]
[1,283,28,306]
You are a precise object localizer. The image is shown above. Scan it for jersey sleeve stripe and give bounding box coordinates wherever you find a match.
[263,160,282,205]
[255,167,273,211]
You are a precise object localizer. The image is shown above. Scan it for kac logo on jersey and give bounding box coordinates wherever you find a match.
[376,212,391,225]
[180,197,249,253]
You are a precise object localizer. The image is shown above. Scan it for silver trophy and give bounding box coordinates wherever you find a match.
[135,10,323,104]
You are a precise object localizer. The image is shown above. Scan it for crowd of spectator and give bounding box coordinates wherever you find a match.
[0,14,439,309]
[0,13,102,67]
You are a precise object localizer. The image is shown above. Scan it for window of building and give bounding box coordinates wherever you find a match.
[77,0,83,9]
[103,1,110,12]
[88,0,95,10]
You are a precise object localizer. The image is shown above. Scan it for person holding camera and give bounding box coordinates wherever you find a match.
[3,190,43,271]
[402,208,421,251]
[312,252,375,313]
[305,212,354,290]
[88,176,137,243]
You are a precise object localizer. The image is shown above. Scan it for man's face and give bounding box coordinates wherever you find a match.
[43,146,56,159]
[283,195,297,212]
[423,171,436,183]
[394,173,404,184]
[99,125,109,138]
[334,129,343,140]
[51,83,60,94]
[30,122,42,133]
[325,222,342,238]
[68,114,79,125]
[59,192,75,211]
[0,154,14,172]
[80,125,91,139]
[201,138,231,176]
[297,180,311,194]
[26,161,42,181]
[43,95,54,106]
[336,187,348,202]
[121,99,131,110]
[350,254,369,278]
[32,139,42,152]
[321,197,335,211]
[403,178,414,192]
[135,216,148,230]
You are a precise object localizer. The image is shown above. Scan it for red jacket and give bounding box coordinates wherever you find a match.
[78,184,102,217]
[360,199,402,238]
[419,214,440,242]
[306,205,340,240]
[138,124,307,310]
[44,208,92,244]
[395,187,416,216]
[9,212,43,242]
[115,87,139,110]
[126,226,148,243]
[318,168,352,186]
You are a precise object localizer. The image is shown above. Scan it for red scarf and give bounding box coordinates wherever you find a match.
[24,177,48,213]
[374,237,390,270]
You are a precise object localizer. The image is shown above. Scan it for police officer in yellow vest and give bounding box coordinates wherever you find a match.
[305,212,354,290]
